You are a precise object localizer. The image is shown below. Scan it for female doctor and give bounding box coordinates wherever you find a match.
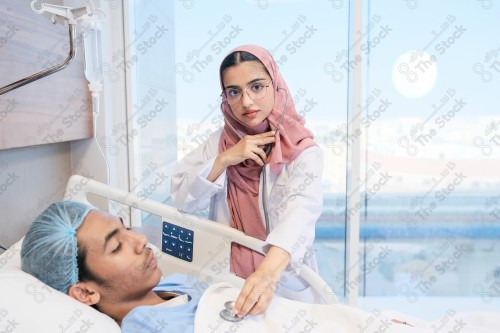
[171,45,324,318]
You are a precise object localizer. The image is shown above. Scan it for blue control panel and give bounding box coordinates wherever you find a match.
[161,221,194,262]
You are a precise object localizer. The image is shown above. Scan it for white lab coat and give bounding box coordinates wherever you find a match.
[171,128,324,303]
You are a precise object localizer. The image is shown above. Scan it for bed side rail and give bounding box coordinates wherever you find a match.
[63,175,337,304]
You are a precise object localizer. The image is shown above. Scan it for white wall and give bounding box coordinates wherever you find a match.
[0,0,131,251]
[0,142,71,250]
[0,0,88,251]
[0,0,93,149]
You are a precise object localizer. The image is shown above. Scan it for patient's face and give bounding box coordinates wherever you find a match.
[77,211,162,302]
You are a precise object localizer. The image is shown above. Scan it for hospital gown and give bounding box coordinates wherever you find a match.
[120,274,207,333]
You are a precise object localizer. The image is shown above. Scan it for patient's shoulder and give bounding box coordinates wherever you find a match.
[122,275,204,332]
[155,273,209,296]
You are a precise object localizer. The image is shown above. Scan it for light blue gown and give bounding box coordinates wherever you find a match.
[121,274,208,333]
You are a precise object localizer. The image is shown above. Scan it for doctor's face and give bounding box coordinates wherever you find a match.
[222,61,275,127]
[77,211,162,302]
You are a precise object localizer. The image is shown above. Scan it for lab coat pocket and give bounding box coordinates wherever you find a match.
[267,171,289,210]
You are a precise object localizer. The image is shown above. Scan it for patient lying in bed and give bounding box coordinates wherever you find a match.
[18,201,500,333]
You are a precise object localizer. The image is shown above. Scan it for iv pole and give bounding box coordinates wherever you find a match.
[0,3,90,96]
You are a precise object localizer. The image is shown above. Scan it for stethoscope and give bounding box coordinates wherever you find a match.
[219,301,243,322]
[221,86,289,236]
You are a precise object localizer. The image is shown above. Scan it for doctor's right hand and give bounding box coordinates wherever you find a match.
[220,131,276,167]
[207,131,275,182]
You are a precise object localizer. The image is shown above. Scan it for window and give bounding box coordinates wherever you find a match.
[128,0,350,300]
[125,0,500,310]
[359,0,500,302]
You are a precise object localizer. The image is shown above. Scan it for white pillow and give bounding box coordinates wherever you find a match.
[0,239,120,333]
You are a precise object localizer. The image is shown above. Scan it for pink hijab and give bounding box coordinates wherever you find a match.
[218,45,316,278]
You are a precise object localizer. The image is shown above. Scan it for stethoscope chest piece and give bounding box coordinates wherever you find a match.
[219,301,243,322]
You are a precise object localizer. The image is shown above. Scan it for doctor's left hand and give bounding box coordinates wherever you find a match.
[232,246,291,317]
[233,268,278,317]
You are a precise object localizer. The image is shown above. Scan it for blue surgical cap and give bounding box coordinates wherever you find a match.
[21,201,94,293]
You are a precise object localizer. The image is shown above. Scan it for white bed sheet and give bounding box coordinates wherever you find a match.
[195,282,500,333]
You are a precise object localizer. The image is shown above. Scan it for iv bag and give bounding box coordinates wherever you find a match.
[82,15,103,82]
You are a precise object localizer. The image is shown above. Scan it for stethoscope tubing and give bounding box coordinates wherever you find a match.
[221,87,289,235]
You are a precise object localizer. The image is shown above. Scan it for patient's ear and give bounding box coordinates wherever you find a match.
[68,282,101,305]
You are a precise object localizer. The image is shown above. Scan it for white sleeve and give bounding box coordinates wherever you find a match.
[170,129,226,213]
[265,146,324,273]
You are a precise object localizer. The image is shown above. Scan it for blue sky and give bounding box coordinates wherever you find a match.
[171,0,499,128]
[131,0,500,194]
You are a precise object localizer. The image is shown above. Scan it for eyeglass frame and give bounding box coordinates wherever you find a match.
[220,80,273,105]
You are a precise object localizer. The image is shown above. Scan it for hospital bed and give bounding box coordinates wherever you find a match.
[0,175,335,332]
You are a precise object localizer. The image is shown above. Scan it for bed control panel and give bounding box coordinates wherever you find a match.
[161,221,194,262]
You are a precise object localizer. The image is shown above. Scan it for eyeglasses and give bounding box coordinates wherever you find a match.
[221,81,272,105]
